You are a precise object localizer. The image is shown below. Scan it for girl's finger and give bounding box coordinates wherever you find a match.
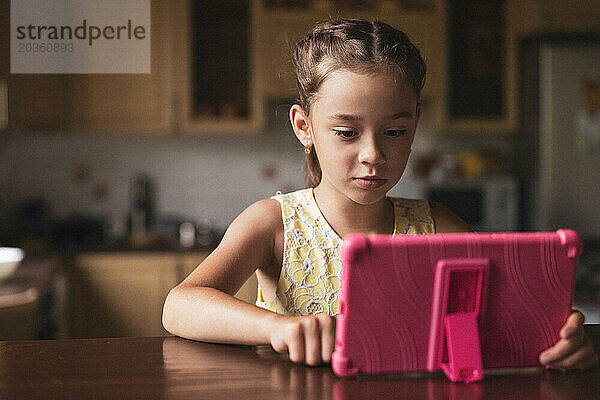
[286,324,305,364]
[271,340,289,355]
[547,341,598,370]
[540,332,586,365]
[561,310,585,339]
[303,318,322,366]
[320,316,335,363]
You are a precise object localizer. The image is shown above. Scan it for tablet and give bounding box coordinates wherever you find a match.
[332,230,581,382]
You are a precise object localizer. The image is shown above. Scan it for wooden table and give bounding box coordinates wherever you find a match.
[1,332,599,400]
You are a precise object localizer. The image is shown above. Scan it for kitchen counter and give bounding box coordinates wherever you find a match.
[46,237,217,255]
[0,255,67,340]
[0,333,599,400]
[3,254,65,289]
[2,249,213,341]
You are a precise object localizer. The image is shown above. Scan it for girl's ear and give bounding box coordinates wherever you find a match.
[415,102,423,130]
[290,104,313,148]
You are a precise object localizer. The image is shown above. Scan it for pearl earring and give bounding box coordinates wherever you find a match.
[304,147,311,154]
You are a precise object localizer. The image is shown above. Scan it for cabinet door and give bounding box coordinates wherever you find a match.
[0,0,72,133]
[4,75,74,132]
[259,13,312,100]
[445,0,517,133]
[179,252,257,304]
[69,0,173,134]
[70,253,178,338]
[258,2,446,129]
[542,0,600,32]
[0,0,172,134]
[171,0,263,134]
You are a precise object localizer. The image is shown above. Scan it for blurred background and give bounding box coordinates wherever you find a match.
[0,0,599,340]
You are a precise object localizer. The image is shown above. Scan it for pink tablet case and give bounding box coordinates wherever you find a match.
[332,230,581,382]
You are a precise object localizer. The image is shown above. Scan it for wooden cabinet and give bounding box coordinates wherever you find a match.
[0,0,71,132]
[259,0,503,133]
[3,1,596,135]
[1,0,260,135]
[68,250,257,339]
[178,251,207,283]
[257,1,448,132]
[69,252,179,338]
[2,75,74,132]
[540,0,600,32]
[0,0,172,134]
[448,1,505,119]
[258,1,445,106]
[170,0,263,134]
[258,0,598,134]
[447,0,600,133]
[68,0,174,134]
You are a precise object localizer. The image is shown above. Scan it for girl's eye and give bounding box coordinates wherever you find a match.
[385,129,407,137]
[333,129,358,139]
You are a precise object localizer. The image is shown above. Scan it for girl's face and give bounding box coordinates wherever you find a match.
[293,69,421,205]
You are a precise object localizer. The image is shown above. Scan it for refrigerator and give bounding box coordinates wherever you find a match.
[516,34,600,239]
[516,34,600,322]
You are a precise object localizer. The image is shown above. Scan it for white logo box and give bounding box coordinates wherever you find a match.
[11,0,150,74]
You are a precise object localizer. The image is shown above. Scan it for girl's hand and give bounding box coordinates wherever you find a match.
[269,314,336,366]
[539,310,599,370]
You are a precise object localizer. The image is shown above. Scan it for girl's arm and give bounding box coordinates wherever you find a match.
[162,199,335,365]
[162,199,281,345]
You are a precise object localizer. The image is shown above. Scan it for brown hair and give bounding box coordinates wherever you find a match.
[293,19,427,188]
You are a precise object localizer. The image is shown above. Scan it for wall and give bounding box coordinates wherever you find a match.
[0,131,306,235]
[0,121,512,236]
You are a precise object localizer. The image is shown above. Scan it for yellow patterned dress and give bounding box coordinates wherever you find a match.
[255,188,435,316]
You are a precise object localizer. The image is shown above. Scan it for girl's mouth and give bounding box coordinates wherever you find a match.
[353,177,387,189]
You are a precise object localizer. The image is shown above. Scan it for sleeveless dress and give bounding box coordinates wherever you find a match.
[255,188,435,316]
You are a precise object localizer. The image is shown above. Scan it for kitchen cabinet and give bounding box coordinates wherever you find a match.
[258,1,446,128]
[258,0,518,133]
[68,252,179,338]
[259,0,598,134]
[258,0,498,133]
[447,1,505,123]
[67,0,174,134]
[4,1,595,135]
[170,0,263,134]
[448,0,600,133]
[0,0,173,134]
[68,250,257,339]
[444,0,539,133]
[1,0,259,135]
[0,0,70,132]
[179,251,207,282]
[2,75,74,132]
[539,0,600,32]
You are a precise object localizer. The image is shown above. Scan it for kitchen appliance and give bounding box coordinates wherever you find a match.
[390,175,518,232]
[425,176,518,232]
[516,34,600,239]
[129,173,155,234]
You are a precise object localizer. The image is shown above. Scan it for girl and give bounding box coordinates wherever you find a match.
[163,19,597,370]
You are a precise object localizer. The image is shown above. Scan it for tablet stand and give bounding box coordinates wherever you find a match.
[428,259,488,383]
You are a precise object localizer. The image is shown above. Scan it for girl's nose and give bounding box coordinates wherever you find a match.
[358,137,386,166]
